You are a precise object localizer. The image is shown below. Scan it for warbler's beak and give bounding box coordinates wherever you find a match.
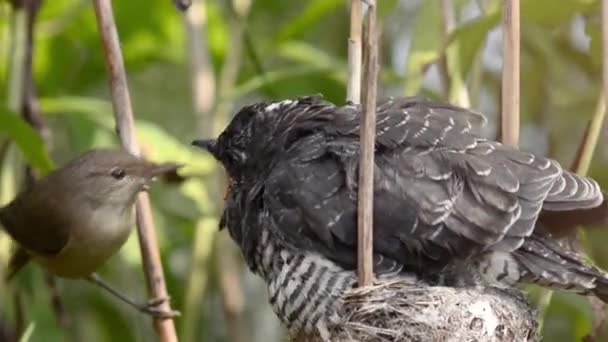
[192,139,218,157]
[141,162,183,190]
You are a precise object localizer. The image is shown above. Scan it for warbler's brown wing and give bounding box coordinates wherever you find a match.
[5,247,31,281]
[0,176,72,257]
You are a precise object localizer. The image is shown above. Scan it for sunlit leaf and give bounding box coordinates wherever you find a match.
[18,322,35,342]
[135,120,215,176]
[40,96,115,129]
[39,96,213,176]
[0,108,54,174]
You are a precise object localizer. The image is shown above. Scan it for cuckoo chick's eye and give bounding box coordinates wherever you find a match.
[110,167,126,180]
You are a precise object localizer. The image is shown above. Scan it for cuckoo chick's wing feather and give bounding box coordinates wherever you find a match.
[263,98,603,270]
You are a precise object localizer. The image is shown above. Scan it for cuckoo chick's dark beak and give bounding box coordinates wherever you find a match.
[192,139,218,157]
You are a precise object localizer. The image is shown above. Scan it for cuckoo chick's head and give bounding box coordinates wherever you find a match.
[192,96,332,182]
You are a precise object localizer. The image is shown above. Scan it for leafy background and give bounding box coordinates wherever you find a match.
[0,0,607,341]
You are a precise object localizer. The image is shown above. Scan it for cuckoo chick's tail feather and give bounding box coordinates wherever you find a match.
[514,232,608,302]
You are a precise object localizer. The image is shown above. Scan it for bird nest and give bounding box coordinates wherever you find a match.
[294,280,539,342]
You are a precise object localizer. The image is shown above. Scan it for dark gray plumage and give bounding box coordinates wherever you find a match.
[193,95,608,339]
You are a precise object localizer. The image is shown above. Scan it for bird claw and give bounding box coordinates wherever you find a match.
[138,296,181,318]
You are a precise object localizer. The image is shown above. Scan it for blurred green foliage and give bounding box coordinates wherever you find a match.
[0,0,607,341]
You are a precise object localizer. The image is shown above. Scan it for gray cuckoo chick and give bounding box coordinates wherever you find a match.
[193,95,608,339]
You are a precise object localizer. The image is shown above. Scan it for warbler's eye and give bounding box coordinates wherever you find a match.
[110,167,126,180]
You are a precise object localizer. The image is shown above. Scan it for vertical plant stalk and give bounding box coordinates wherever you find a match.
[21,0,71,333]
[571,0,608,179]
[7,0,69,335]
[209,2,249,341]
[347,0,362,104]
[216,234,246,342]
[91,1,178,341]
[541,1,608,331]
[438,0,453,97]
[4,4,27,338]
[184,0,215,137]
[581,1,608,340]
[6,4,26,111]
[357,0,378,287]
[181,1,216,341]
[172,0,192,11]
[20,0,48,146]
[212,12,244,135]
[571,98,606,177]
[501,0,520,147]
[602,0,608,150]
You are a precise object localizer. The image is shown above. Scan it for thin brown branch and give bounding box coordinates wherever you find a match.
[441,0,470,107]
[347,0,362,104]
[216,234,246,342]
[172,0,192,11]
[20,0,49,145]
[571,97,606,176]
[438,0,454,97]
[184,0,215,137]
[212,6,244,136]
[13,291,23,339]
[603,0,608,118]
[501,0,520,146]
[91,1,178,341]
[44,274,71,332]
[14,0,71,332]
[181,1,216,341]
[4,3,27,339]
[582,1,608,339]
[205,3,248,340]
[6,4,26,112]
[0,313,17,342]
[357,0,378,288]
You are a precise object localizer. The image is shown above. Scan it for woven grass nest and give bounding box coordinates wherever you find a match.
[294,280,539,342]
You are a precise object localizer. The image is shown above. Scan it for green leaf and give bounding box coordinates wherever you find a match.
[276,41,347,82]
[378,0,399,18]
[135,120,215,176]
[277,41,341,68]
[522,0,595,28]
[0,108,54,175]
[39,96,115,130]
[228,65,335,99]
[404,0,443,95]
[39,96,213,176]
[275,0,343,43]
[446,11,500,79]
